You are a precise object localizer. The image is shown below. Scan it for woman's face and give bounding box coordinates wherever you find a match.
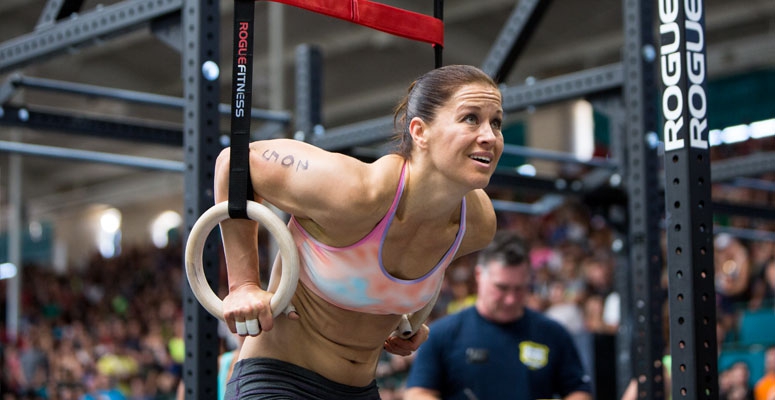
[420,82,504,189]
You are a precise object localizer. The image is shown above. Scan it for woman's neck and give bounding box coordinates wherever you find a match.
[396,160,467,224]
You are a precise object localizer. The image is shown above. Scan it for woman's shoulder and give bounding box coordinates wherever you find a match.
[465,190,495,213]
[301,154,405,232]
[369,153,406,174]
[457,190,496,256]
[360,154,407,199]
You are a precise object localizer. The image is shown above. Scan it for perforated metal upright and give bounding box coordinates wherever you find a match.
[181,0,222,397]
[657,0,719,398]
[622,0,666,398]
[294,44,323,141]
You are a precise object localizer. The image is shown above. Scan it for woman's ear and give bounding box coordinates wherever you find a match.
[409,117,429,150]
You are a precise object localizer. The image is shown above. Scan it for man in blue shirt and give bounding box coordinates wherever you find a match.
[405,231,593,400]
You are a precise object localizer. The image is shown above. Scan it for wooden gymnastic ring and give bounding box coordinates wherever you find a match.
[185,201,299,321]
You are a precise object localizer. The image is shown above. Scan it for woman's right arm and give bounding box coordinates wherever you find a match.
[213,138,375,336]
[214,148,270,336]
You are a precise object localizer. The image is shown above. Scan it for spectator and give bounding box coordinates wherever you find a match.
[750,258,775,311]
[721,361,754,400]
[444,256,478,315]
[404,231,592,399]
[83,372,126,400]
[545,279,585,335]
[715,234,754,313]
[755,346,775,400]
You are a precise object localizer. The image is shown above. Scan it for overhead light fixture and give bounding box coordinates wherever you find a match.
[750,118,775,139]
[0,263,18,280]
[516,164,537,176]
[709,117,775,146]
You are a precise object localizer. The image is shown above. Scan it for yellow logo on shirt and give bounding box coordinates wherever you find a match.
[519,341,549,370]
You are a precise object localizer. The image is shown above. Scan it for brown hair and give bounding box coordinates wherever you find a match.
[477,230,530,269]
[392,65,499,159]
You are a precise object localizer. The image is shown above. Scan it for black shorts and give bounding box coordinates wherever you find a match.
[224,357,380,400]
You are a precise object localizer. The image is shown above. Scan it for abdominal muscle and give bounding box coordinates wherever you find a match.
[237,282,405,387]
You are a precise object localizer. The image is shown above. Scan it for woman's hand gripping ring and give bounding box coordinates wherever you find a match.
[185,201,300,333]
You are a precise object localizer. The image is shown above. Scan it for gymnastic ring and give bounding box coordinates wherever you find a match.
[395,279,442,339]
[185,200,299,321]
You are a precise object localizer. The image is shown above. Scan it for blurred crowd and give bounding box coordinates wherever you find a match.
[1,245,186,399]
[1,172,774,399]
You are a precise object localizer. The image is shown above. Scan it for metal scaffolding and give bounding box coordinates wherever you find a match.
[5,0,768,398]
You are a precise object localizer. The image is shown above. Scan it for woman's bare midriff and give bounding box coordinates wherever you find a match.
[237,283,404,387]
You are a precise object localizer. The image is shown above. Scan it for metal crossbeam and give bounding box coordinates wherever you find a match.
[6,74,291,123]
[501,63,624,112]
[480,0,554,82]
[0,140,184,172]
[314,64,625,151]
[0,0,184,73]
[0,104,183,146]
[35,0,86,30]
[711,152,775,182]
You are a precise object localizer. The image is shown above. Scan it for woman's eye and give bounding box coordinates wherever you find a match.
[464,114,478,124]
[491,119,502,130]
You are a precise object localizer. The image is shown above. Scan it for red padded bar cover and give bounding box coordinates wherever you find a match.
[263,0,443,46]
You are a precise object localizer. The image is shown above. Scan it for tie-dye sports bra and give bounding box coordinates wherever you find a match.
[288,162,467,315]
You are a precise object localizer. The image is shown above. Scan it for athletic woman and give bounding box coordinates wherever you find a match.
[217,64,504,399]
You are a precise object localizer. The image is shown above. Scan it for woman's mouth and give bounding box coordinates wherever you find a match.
[469,155,492,164]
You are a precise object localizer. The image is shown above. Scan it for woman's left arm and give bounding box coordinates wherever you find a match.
[383,324,430,356]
